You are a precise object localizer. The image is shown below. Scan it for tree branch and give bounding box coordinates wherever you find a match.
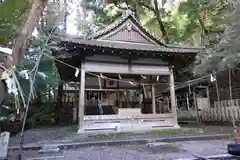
[197,14,209,36]
[116,4,127,10]
[138,1,155,12]
[138,0,169,43]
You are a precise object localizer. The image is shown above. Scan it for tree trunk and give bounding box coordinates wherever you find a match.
[153,0,169,43]
[0,0,48,105]
[11,0,48,66]
[63,0,67,32]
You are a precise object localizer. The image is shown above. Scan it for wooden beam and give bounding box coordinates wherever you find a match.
[186,92,190,111]
[229,68,232,100]
[78,62,85,129]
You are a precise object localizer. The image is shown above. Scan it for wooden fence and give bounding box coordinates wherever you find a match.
[177,99,240,123]
[201,99,240,122]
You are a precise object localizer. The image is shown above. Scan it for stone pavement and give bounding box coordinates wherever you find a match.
[9,124,234,147]
[7,140,239,160]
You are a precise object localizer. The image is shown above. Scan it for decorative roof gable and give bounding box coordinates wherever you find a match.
[90,9,164,45]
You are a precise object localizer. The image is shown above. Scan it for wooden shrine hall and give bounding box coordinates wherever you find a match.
[51,9,202,133]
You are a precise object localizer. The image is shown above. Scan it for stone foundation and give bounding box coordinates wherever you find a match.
[77,113,179,134]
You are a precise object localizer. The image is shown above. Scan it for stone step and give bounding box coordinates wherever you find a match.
[0,132,10,160]
[38,145,60,154]
[146,142,171,148]
[78,122,178,134]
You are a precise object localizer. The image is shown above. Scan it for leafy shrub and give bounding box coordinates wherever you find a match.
[26,102,56,128]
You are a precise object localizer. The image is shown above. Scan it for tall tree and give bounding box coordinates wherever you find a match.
[177,0,231,46]
[0,0,32,45]
[0,0,48,105]
[188,0,234,75]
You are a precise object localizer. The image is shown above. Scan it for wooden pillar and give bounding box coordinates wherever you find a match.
[229,68,232,100]
[152,84,156,114]
[139,90,142,105]
[216,80,220,104]
[169,67,177,124]
[228,68,237,143]
[206,87,210,108]
[186,93,190,111]
[78,63,85,129]
[193,91,200,123]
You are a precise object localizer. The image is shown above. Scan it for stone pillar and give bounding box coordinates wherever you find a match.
[78,62,85,131]
[152,84,156,114]
[169,67,179,127]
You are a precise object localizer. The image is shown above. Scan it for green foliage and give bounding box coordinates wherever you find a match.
[191,0,235,75]
[0,0,31,45]
[19,33,60,126]
[0,0,60,127]
[90,0,229,45]
[27,103,56,127]
[87,2,123,33]
[16,37,60,99]
[178,0,230,45]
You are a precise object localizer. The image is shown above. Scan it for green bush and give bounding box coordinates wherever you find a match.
[26,102,56,127]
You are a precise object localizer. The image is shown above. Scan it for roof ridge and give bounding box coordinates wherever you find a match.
[166,44,204,49]
[88,13,130,39]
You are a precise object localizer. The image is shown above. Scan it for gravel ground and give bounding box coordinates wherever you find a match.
[7,140,239,160]
[9,126,76,146]
[9,125,234,147]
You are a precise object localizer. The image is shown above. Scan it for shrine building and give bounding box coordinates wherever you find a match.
[51,9,202,133]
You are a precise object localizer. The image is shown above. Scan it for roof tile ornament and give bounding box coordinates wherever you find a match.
[126,23,132,31]
[123,8,135,17]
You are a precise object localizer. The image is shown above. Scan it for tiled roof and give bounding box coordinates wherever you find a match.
[54,35,202,54]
